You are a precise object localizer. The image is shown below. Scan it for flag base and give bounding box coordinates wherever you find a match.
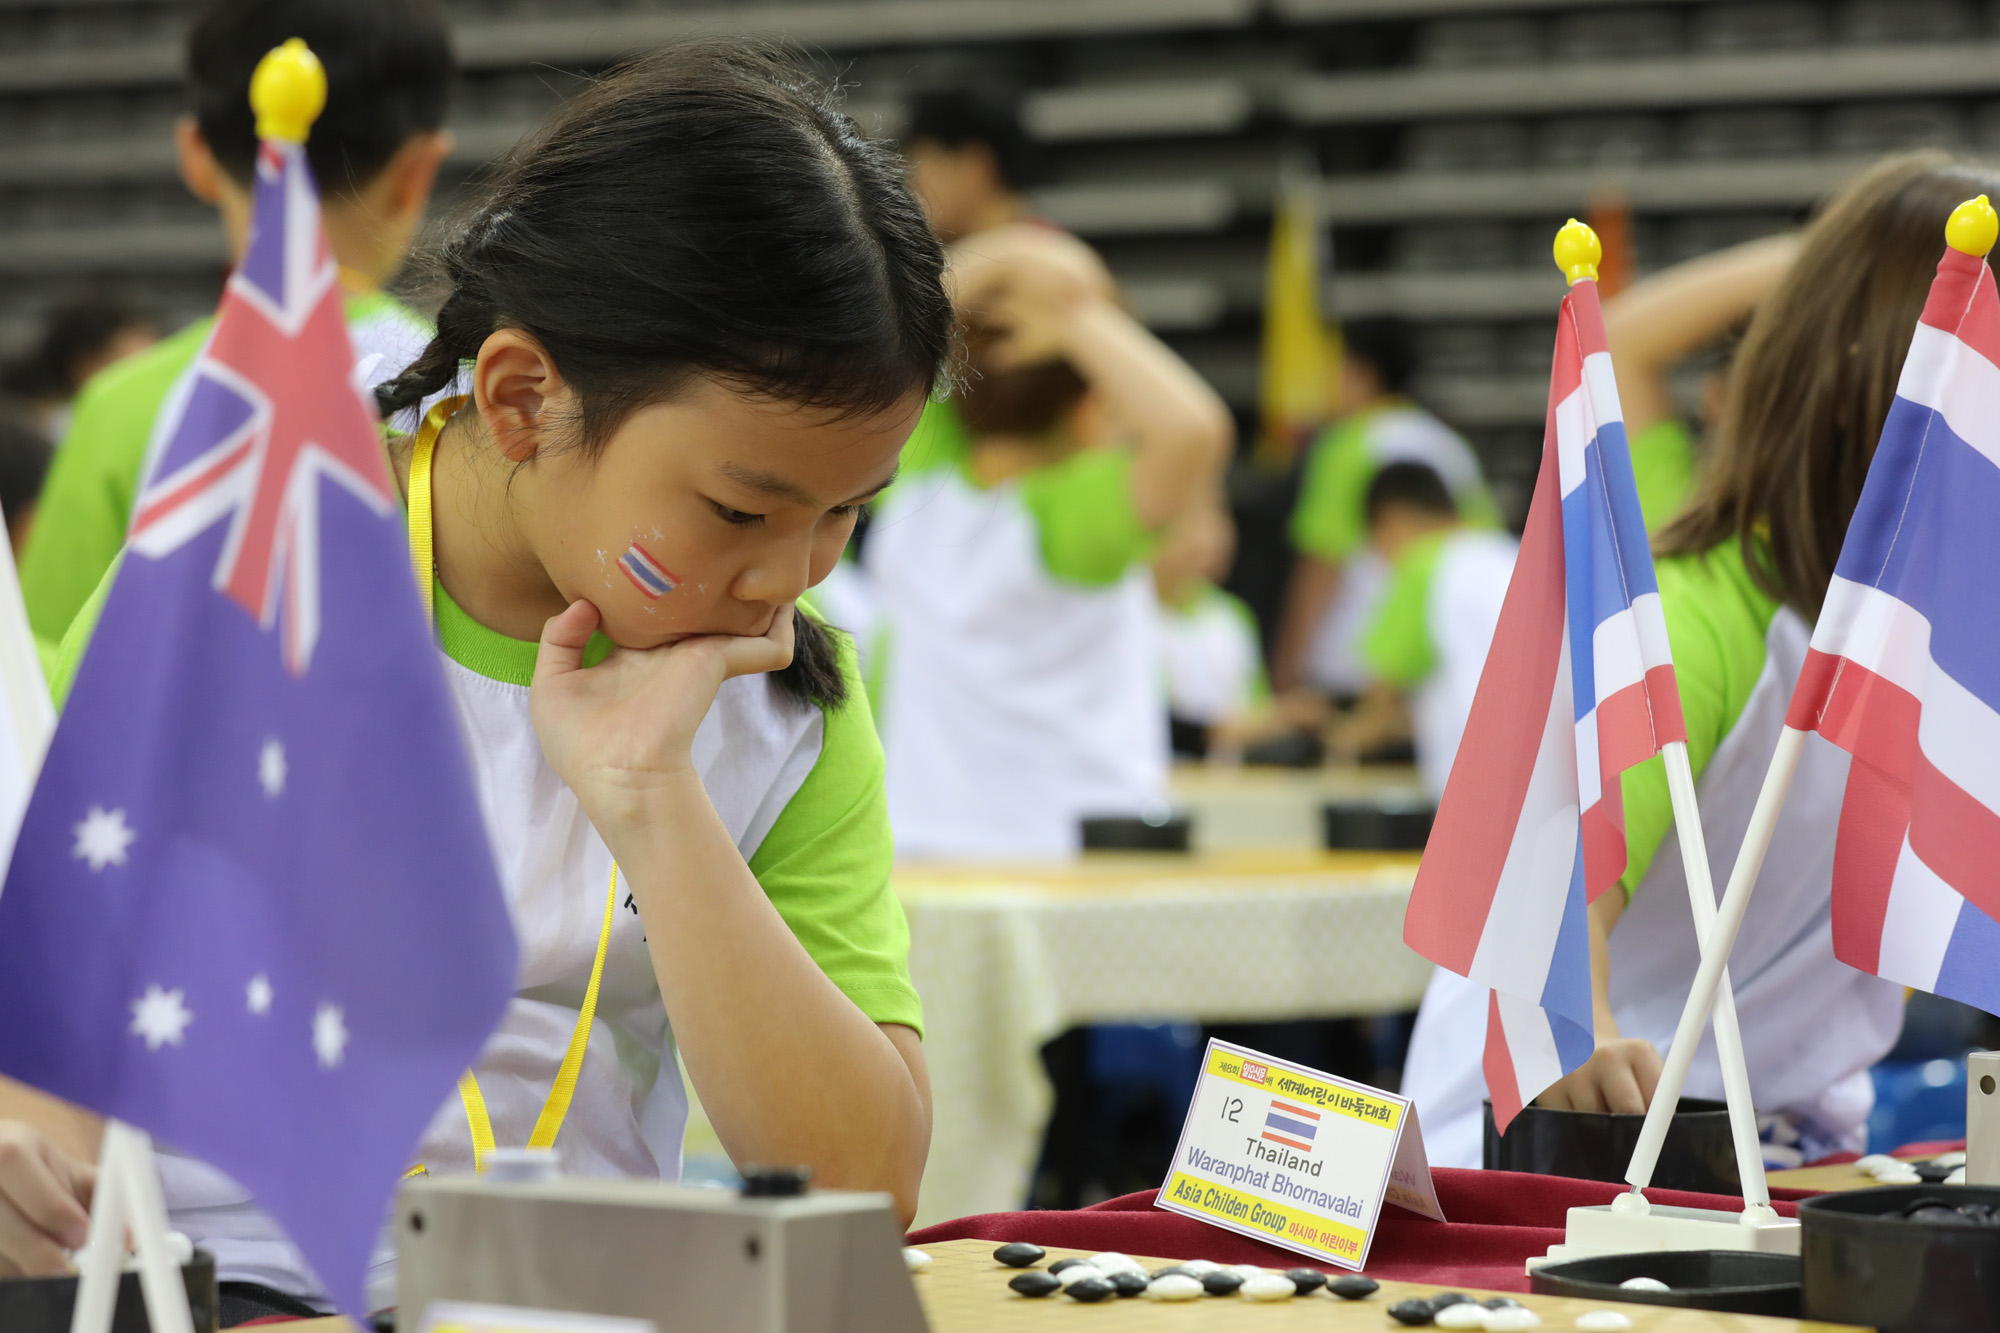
[1529,1199,1800,1272]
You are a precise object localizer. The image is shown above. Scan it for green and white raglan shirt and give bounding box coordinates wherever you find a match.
[1156,584,1267,726]
[1360,527,1517,800]
[864,401,1169,858]
[1288,403,1496,693]
[1401,540,1904,1167]
[52,560,920,1308]
[22,292,432,648]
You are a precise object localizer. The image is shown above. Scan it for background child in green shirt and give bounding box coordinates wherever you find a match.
[20,0,455,646]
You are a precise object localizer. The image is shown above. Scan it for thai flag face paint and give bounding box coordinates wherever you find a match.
[617,542,679,598]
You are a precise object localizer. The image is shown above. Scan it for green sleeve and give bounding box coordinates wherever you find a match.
[1614,544,1780,898]
[1288,418,1374,561]
[1362,533,1446,688]
[747,631,922,1035]
[46,551,119,710]
[20,322,208,644]
[1018,447,1153,586]
[1628,418,1696,533]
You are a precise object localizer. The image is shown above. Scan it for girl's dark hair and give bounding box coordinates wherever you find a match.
[1658,152,2000,617]
[378,41,952,706]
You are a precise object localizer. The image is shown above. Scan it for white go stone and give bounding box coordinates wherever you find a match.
[1240,1275,1297,1302]
[1935,1151,1968,1168]
[1947,1167,1969,1185]
[1145,1275,1205,1302]
[902,1248,931,1273]
[1575,1312,1634,1332]
[1436,1304,1488,1331]
[1055,1264,1104,1287]
[1090,1252,1143,1274]
[1178,1260,1220,1277]
[1229,1264,1269,1281]
[1485,1310,1542,1332]
[1855,1154,1898,1173]
[1876,1169,1923,1185]
[1618,1277,1669,1292]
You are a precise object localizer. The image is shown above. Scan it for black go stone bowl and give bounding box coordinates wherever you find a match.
[1321,799,1434,851]
[1483,1096,1740,1195]
[1530,1249,1800,1317]
[1801,1184,2000,1332]
[1079,812,1192,852]
[0,1250,219,1333]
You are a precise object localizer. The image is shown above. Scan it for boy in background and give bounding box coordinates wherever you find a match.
[21,0,455,645]
[1272,318,1495,701]
[1330,462,1515,799]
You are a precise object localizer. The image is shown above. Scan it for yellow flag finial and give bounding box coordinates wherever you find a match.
[1946,195,1999,258]
[250,38,326,145]
[1553,218,1602,285]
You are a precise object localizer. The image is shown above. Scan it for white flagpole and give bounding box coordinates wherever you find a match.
[1656,740,1775,1215]
[1623,725,1808,1197]
[70,1121,195,1333]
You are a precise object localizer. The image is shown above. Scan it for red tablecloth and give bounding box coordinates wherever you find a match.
[908,1169,1815,1293]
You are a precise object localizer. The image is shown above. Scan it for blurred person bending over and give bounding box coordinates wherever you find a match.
[0,292,160,441]
[1149,503,1274,760]
[0,412,54,560]
[1272,318,1495,700]
[20,0,454,645]
[865,227,1231,857]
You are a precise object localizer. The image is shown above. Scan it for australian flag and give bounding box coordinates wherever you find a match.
[0,134,517,1313]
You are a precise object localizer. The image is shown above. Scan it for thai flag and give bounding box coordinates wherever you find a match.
[1404,275,1687,1130]
[1787,238,2000,1013]
[1263,1099,1320,1152]
[617,542,677,599]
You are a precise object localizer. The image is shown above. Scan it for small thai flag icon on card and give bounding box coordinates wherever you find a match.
[617,543,678,598]
[1263,1099,1319,1152]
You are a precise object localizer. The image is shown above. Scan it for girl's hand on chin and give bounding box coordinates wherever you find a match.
[528,599,796,831]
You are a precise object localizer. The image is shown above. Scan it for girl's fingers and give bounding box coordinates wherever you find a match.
[718,605,797,680]
[534,600,603,684]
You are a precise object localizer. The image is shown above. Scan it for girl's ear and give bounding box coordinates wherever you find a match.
[471,329,570,463]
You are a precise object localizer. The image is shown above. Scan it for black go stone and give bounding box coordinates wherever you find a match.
[1483,1298,1523,1309]
[1150,1266,1191,1281]
[1429,1291,1474,1312]
[1201,1271,1245,1296]
[1329,1275,1379,1300]
[1048,1257,1094,1275]
[993,1242,1046,1268]
[1283,1268,1327,1295]
[1009,1272,1061,1298]
[1066,1276,1116,1303]
[1388,1297,1437,1325]
[1108,1271,1149,1298]
[1917,1161,1958,1183]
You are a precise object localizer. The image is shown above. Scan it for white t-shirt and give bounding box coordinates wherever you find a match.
[865,406,1168,859]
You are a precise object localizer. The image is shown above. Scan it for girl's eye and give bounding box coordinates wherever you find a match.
[709,501,764,527]
[828,503,860,519]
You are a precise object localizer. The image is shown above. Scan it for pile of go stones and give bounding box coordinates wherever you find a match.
[925,1243,1645,1329]
[989,1242,1380,1305]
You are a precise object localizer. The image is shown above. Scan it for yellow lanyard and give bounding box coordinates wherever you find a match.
[407,396,618,1172]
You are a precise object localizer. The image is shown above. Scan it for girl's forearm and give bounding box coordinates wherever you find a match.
[599,770,930,1219]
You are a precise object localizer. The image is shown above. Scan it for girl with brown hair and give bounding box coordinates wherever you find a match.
[1406,153,2000,1167]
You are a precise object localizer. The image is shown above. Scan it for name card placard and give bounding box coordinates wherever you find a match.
[1154,1039,1443,1270]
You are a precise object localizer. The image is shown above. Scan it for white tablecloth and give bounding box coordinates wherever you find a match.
[901,849,1432,1227]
